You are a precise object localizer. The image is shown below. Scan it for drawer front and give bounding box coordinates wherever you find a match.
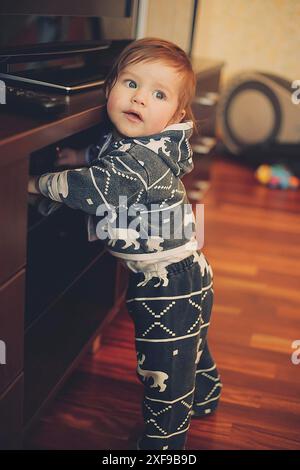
[26,205,108,329]
[0,159,28,285]
[0,373,23,449]
[0,270,25,394]
[24,251,117,426]
[193,70,222,137]
[196,69,222,95]
[192,101,217,137]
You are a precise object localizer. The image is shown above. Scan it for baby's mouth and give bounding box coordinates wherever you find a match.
[124,111,143,122]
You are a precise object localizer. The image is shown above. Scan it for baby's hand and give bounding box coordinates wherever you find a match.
[54,147,87,168]
[28,175,41,194]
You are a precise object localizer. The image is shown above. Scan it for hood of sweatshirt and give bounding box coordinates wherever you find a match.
[104,120,194,179]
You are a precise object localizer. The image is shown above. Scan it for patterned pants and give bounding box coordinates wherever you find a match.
[125,251,222,450]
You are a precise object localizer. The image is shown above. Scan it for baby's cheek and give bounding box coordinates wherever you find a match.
[106,96,115,115]
[108,93,124,116]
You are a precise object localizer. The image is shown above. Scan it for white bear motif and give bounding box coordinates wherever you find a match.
[145,235,164,252]
[137,353,169,392]
[133,137,171,156]
[107,227,140,250]
[137,266,169,288]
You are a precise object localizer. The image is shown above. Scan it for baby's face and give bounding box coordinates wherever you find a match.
[106,60,185,138]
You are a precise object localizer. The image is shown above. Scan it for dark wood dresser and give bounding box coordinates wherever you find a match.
[0,87,127,449]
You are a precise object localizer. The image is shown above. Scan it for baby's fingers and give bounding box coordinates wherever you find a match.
[54,147,67,166]
[54,159,65,167]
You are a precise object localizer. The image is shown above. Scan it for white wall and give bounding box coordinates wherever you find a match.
[137,0,195,53]
[192,0,300,84]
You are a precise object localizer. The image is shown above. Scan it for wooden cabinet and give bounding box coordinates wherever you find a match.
[191,57,225,138]
[0,374,23,450]
[0,88,120,448]
[0,159,28,285]
[0,271,24,395]
[24,250,117,430]
[184,58,225,188]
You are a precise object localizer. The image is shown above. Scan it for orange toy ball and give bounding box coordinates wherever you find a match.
[289,176,299,188]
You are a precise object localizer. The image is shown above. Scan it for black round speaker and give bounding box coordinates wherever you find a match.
[217,73,284,155]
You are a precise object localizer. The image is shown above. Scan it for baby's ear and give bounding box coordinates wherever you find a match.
[180,109,186,121]
[174,109,186,123]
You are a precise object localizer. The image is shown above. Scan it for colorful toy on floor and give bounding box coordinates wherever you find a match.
[255,164,299,190]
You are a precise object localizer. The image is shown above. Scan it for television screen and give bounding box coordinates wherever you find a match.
[0,16,113,57]
[0,0,138,57]
[0,1,138,91]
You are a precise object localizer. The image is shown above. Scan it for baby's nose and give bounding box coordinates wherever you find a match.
[132,92,146,106]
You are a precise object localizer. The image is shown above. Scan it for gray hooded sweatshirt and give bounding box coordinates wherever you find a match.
[38,120,198,262]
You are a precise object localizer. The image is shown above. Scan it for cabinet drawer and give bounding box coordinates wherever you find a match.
[24,251,117,426]
[196,69,222,95]
[26,205,108,329]
[0,270,25,394]
[0,159,28,285]
[192,100,217,137]
[0,373,23,450]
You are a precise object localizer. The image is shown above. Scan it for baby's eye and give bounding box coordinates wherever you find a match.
[154,90,166,100]
[124,79,137,89]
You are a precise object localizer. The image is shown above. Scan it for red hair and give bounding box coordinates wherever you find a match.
[104,37,198,134]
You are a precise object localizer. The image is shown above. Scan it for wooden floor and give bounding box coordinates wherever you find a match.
[24,155,300,450]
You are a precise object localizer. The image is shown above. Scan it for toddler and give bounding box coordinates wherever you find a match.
[28,37,222,450]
